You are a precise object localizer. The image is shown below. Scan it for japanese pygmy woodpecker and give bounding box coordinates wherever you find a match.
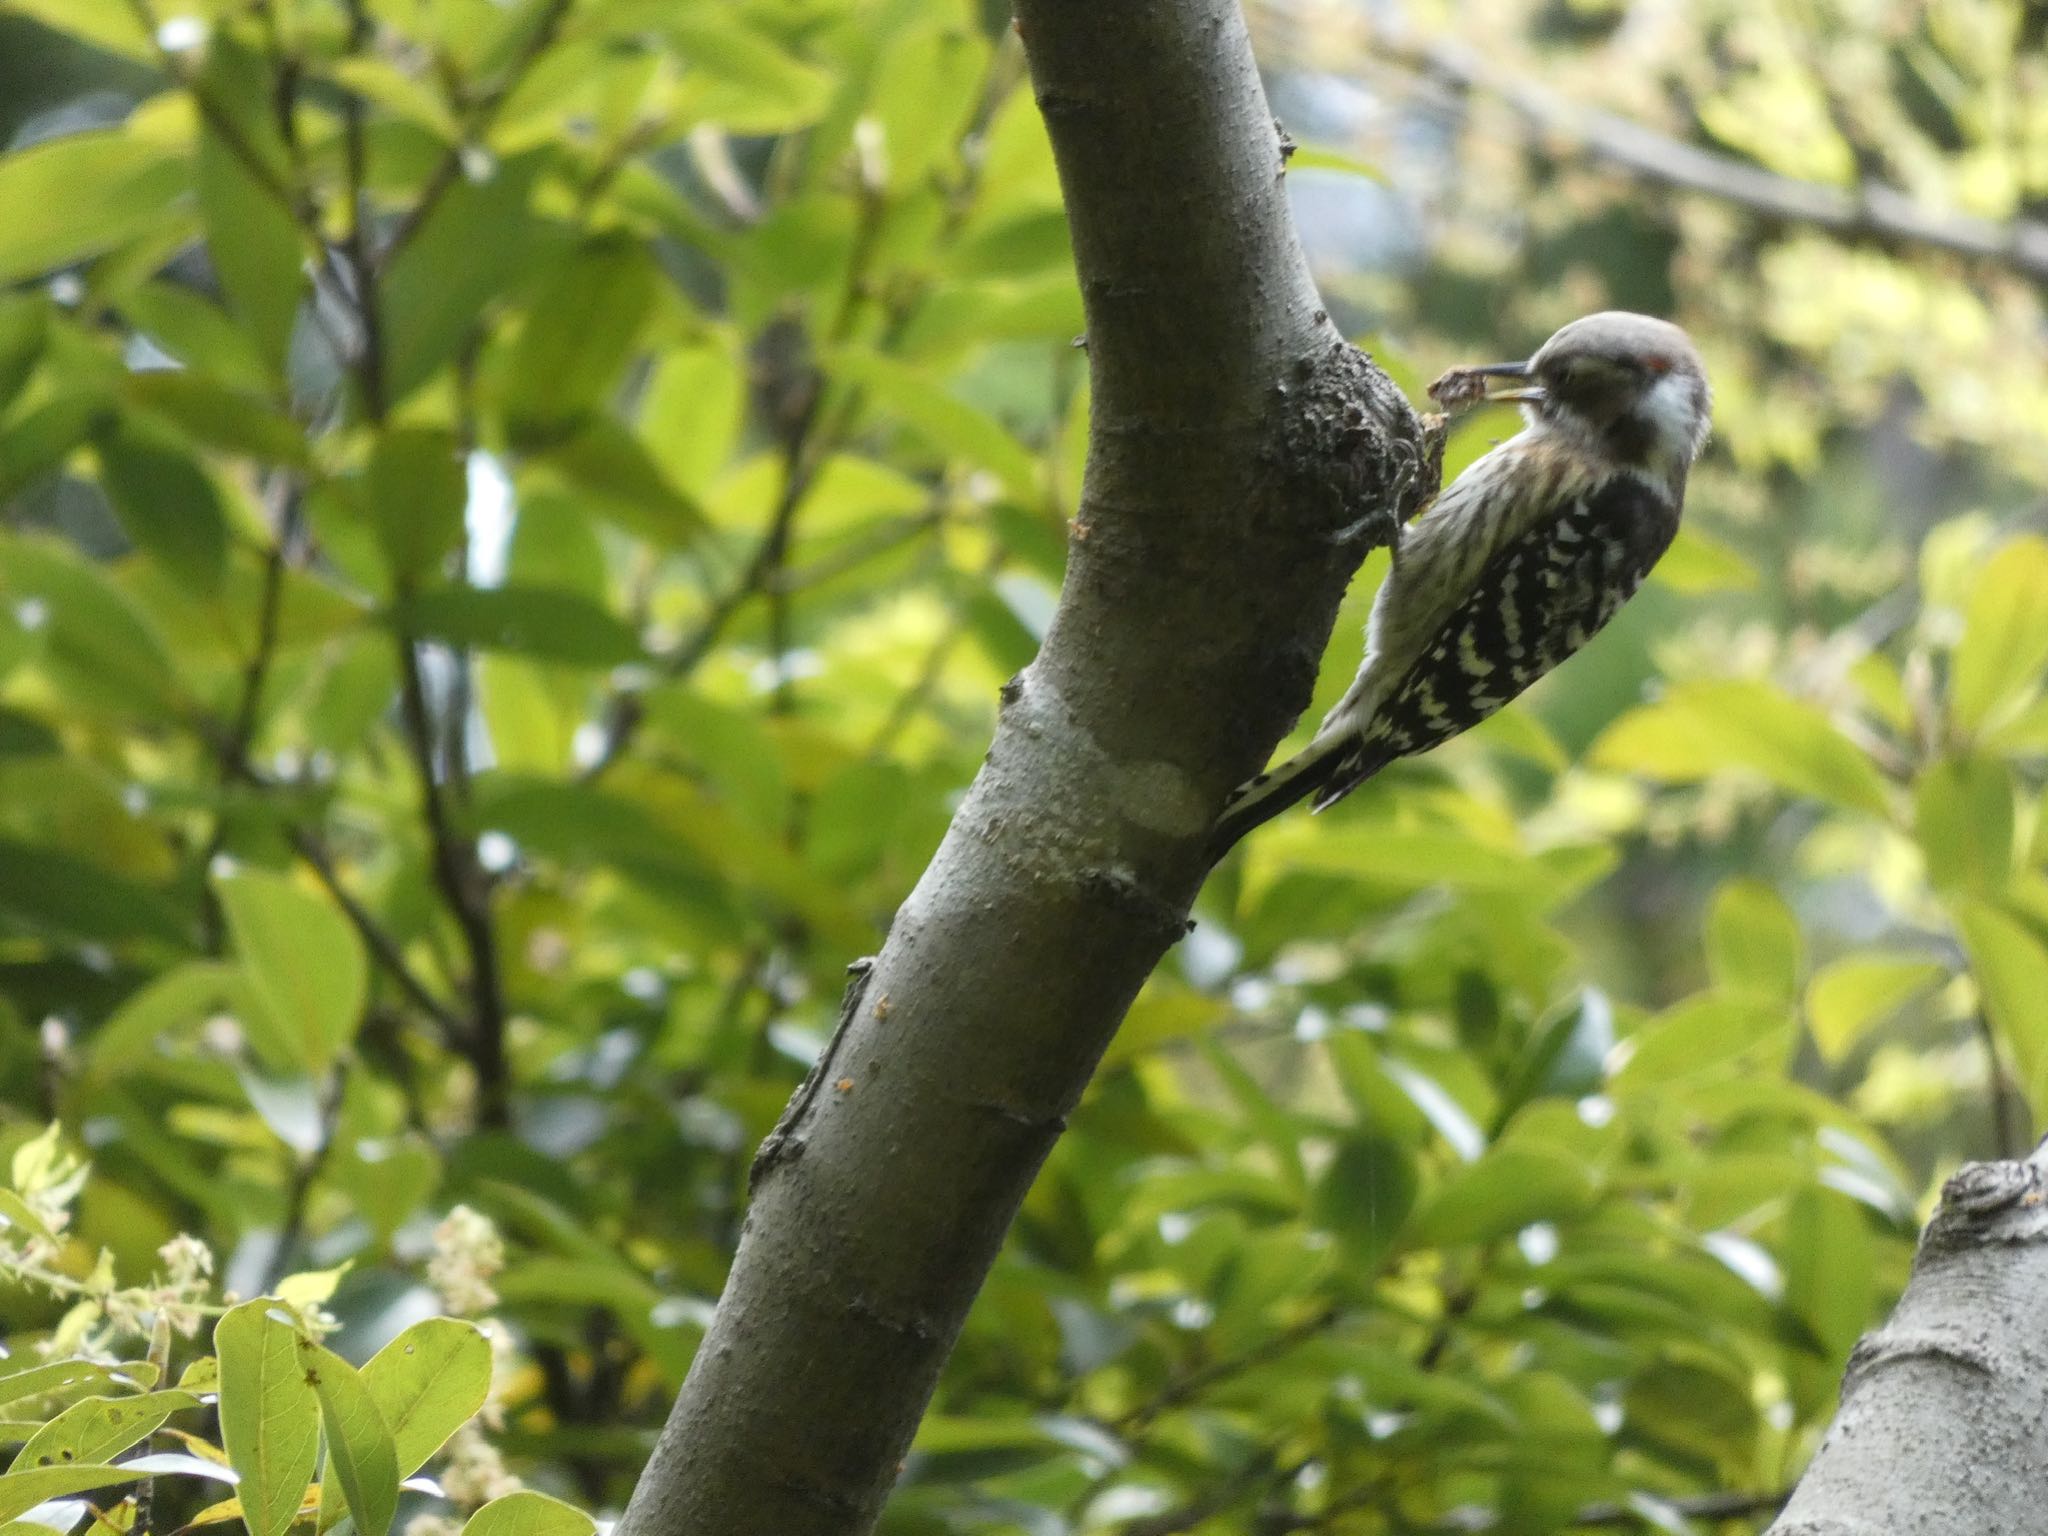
[1211,311,1711,853]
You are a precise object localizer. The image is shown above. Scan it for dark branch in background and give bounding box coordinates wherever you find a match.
[1250,3,2048,285]
[286,826,468,1040]
[396,637,511,1127]
[1114,1303,1342,1434]
[339,0,385,418]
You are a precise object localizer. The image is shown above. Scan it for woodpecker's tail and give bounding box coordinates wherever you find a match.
[1206,735,1349,862]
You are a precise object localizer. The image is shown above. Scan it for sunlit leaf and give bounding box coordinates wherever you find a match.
[216,869,369,1077]
[458,1491,594,1536]
[214,1302,319,1536]
[302,1342,397,1536]
[0,129,187,284]
[357,1320,492,1478]
[1806,955,1943,1063]
[1591,679,1889,814]
[1952,536,2048,734]
[1706,879,1800,1004]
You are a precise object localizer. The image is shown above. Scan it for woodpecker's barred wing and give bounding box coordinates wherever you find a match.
[1308,473,1681,811]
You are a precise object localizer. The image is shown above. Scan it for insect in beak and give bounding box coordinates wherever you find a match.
[1467,361,1546,405]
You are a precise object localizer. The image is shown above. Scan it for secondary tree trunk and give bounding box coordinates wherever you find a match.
[611,2,1428,1533]
[1767,1142,2048,1535]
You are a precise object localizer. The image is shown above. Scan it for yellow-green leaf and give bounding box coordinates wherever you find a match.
[1805,955,1943,1063]
[217,869,368,1078]
[301,1341,397,1536]
[214,1301,320,1536]
[1952,536,2048,734]
[358,1319,492,1477]
[0,130,187,284]
[459,1491,595,1536]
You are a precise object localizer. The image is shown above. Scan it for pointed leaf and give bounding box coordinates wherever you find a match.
[217,870,367,1076]
[458,1492,594,1536]
[357,1320,491,1478]
[301,1342,397,1536]
[213,1302,319,1536]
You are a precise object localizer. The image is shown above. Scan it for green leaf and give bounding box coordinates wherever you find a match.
[0,1464,153,1523]
[1705,879,1801,1004]
[500,235,659,432]
[1590,679,1889,815]
[0,392,111,499]
[0,838,189,947]
[1312,1135,1416,1271]
[1285,142,1386,182]
[1956,901,2048,1101]
[1952,536,2048,733]
[94,422,232,591]
[638,338,744,496]
[366,429,469,582]
[1497,988,1614,1121]
[0,1361,152,1411]
[1914,755,2014,891]
[13,1391,199,1469]
[382,152,548,404]
[523,419,703,545]
[827,348,1040,500]
[1805,955,1943,1063]
[0,295,48,416]
[1614,994,1788,1087]
[358,1319,492,1477]
[197,125,304,372]
[1650,525,1757,594]
[0,0,152,58]
[217,869,369,1077]
[1405,1148,1594,1248]
[458,1491,595,1536]
[397,585,646,668]
[302,1342,398,1536]
[1782,1188,1872,1414]
[0,129,188,284]
[214,1300,321,1536]
[0,534,177,716]
[125,370,311,466]
[662,13,833,132]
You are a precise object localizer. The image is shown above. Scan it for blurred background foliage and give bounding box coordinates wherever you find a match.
[0,0,2045,1532]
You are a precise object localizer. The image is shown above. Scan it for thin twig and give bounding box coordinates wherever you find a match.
[396,636,511,1126]
[340,0,386,420]
[1116,1303,1342,1434]
[286,825,468,1041]
[379,0,578,265]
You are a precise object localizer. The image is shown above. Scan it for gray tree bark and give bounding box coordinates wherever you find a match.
[1767,1143,2048,1536]
[611,2,1427,1533]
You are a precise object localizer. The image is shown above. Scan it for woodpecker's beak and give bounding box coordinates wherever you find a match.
[1468,361,1545,405]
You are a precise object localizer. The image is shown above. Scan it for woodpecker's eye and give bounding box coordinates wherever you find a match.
[1643,355,1672,375]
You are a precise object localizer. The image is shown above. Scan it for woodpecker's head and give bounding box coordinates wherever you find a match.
[1464,312,1711,487]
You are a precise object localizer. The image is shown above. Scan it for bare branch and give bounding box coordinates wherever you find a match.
[1253,3,2048,284]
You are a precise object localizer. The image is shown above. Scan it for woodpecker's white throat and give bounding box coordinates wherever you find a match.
[1210,311,1710,856]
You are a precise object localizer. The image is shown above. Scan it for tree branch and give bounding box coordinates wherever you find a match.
[1763,1145,2048,1533]
[610,2,1427,1532]
[1285,11,2048,283]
